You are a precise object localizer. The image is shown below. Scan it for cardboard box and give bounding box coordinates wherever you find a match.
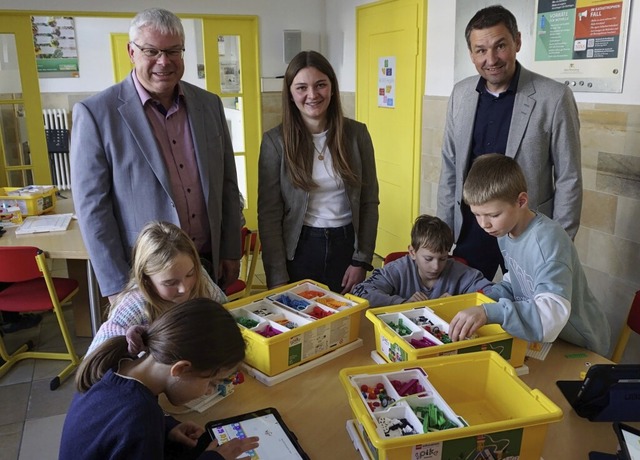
[366,293,527,367]
[225,280,369,376]
[340,351,563,460]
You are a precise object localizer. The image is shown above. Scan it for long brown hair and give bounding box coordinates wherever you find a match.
[281,50,359,191]
[76,298,245,392]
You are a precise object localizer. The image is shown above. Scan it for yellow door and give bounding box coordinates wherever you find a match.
[0,15,50,186]
[202,17,261,229]
[357,0,426,256]
[111,33,133,83]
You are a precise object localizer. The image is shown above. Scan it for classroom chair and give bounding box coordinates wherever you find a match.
[383,251,469,266]
[611,290,640,363]
[225,227,265,300]
[0,246,82,390]
[244,230,266,294]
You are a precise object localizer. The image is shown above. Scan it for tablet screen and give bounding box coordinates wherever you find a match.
[614,423,640,460]
[206,407,309,460]
[620,425,640,460]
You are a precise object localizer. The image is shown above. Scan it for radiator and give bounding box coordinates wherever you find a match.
[43,108,71,191]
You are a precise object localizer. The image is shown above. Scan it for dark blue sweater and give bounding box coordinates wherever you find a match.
[59,369,221,460]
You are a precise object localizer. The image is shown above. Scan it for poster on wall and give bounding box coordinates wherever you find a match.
[378,57,396,108]
[532,0,631,92]
[31,16,79,78]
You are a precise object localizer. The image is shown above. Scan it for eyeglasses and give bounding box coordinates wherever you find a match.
[130,41,185,59]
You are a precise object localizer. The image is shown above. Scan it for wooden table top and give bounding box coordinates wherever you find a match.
[162,311,631,460]
[0,193,87,259]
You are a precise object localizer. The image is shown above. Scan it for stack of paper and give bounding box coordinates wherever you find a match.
[15,213,72,235]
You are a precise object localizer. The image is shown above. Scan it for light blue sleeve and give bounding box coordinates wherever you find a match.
[483,298,546,342]
[482,276,514,301]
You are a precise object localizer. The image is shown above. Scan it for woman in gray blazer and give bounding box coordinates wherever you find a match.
[258,51,379,294]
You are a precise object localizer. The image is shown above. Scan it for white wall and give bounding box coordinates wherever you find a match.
[324,0,371,92]
[0,0,324,83]
[1,0,637,104]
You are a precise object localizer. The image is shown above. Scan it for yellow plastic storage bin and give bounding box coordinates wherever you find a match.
[0,186,57,216]
[340,351,563,460]
[225,280,369,376]
[366,293,527,367]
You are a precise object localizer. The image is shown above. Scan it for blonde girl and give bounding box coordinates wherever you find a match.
[86,221,227,355]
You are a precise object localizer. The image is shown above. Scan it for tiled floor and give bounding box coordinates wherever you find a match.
[0,253,384,459]
[0,305,92,460]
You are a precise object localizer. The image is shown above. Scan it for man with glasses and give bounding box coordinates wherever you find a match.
[71,8,242,303]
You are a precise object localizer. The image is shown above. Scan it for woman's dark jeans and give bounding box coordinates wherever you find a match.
[286,224,354,293]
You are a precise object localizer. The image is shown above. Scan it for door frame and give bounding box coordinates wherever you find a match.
[0,14,50,186]
[202,15,262,229]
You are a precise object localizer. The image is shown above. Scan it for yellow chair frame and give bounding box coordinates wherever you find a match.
[0,249,82,390]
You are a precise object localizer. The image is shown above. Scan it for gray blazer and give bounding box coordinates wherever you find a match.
[258,119,380,288]
[71,75,241,296]
[437,65,582,240]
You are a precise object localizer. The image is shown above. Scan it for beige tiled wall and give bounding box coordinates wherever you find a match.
[421,95,640,362]
[261,92,282,133]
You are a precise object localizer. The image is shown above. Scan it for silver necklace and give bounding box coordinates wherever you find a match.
[314,142,328,160]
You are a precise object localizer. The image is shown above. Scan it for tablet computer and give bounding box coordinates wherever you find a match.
[205,407,310,460]
[614,422,640,460]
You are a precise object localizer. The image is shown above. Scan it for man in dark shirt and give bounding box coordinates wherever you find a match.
[437,5,582,279]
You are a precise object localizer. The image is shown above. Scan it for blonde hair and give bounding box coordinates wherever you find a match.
[281,50,359,191]
[463,153,527,206]
[410,215,454,254]
[110,221,211,321]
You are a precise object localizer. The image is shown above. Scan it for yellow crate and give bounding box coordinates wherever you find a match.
[340,351,563,460]
[0,186,57,216]
[225,280,369,376]
[366,293,527,367]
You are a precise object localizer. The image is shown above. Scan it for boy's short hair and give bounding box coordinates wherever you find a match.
[463,153,528,206]
[410,215,454,253]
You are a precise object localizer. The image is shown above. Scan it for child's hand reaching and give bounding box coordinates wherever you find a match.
[168,421,204,447]
[407,291,430,303]
[207,436,260,460]
[448,306,487,341]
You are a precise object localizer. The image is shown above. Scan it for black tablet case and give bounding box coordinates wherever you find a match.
[556,364,640,422]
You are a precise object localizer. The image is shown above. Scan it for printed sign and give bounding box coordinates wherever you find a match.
[32,16,79,77]
[378,56,396,108]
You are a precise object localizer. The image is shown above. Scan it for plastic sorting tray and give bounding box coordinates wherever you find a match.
[340,351,563,460]
[0,186,57,216]
[225,280,368,376]
[366,293,527,367]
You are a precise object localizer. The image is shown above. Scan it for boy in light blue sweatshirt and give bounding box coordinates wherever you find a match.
[449,154,610,356]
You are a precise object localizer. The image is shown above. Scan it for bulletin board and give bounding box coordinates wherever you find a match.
[531,0,631,92]
[454,0,631,93]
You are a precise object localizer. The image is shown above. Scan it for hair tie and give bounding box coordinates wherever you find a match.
[125,325,149,356]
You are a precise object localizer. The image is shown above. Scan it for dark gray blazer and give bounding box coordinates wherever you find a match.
[258,119,380,288]
[71,75,241,296]
[437,65,582,240]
